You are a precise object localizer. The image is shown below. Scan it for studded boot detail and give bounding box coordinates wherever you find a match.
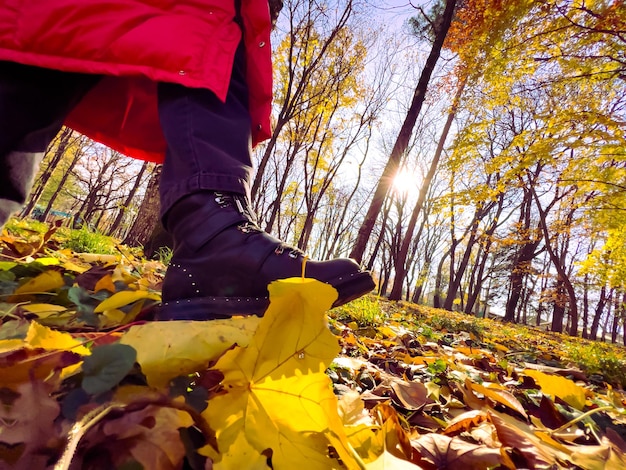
[156,191,375,320]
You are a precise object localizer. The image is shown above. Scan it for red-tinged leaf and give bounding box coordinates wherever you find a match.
[375,403,414,461]
[412,433,505,470]
[537,394,569,429]
[63,403,195,470]
[0,237,39,258]
[606,428,626,454]
[0,348,82,385]
[443,409,490,437]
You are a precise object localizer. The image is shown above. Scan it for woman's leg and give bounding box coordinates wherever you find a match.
[0,62,99,227]
[156,44,375,321]
[157,42,253,218]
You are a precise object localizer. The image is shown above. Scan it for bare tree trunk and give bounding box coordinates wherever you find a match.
[582,274,590,339]
[108,161,150,236]
[389,78,465,300]
[551,280,567,334]
[123,165,162,248]
[464,207,500,315]
[350,0,458,263]
[41,146,83,222]
[21,128,73,218]
[433,251,449,309]
[530,184,578,335]
[610,292,624,344]
[590,285,608,341]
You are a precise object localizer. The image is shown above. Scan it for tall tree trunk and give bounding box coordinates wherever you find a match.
[464,237,495,315]
[21,128,73,218]
[582,274,590,339]
[123,165,162,248]
[531,185,578,335]
[610,292,624,343]
[108,161,150,236]
[41,147,83,222]
[433,251,449,309]
[365,197,393,272]
[551,280,567,334]
[349,0,457,263]
[504,183,542,322]
[590,285,608,341]
[389,78,465,300]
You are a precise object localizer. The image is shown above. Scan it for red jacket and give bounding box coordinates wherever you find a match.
[0,0,273,162]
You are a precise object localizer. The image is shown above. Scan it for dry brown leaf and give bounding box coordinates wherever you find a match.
[489,411,557,468]
[568,438,626,470]
[412,433,504,470]
[391,380,434,411]
[466,379,528,419]
[443,409,490,437]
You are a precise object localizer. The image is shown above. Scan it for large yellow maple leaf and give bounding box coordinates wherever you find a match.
[202,278,360,469]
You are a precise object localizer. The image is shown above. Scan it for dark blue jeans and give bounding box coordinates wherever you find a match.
[0,43,253,227]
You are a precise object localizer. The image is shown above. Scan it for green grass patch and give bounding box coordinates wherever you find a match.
[4,217,49,236]
[56,225,119,255]
[332,295,387,326]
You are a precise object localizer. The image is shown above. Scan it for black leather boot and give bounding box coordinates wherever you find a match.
[156,191,376,320]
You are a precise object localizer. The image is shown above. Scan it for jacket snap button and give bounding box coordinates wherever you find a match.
[179,70,186,75]
[259,41,265,47]
[256,124,263,131]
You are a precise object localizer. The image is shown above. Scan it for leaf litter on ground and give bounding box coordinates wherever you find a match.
[1,222,626,469]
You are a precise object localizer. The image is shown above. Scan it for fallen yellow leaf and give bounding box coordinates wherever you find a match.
[25,321,90,356]
[523,369,586,410]
[94,274,116,293]
[10,270,64,299]
[21,303,67,319]
[203,278,359,469]
[94,290,161,313]
[120,316,261,388]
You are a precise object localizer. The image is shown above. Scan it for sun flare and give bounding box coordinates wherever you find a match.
[392,169,419,195]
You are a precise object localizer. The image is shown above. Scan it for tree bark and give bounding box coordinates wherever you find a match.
[21,128,73,218]
[41,145,83,222]
[530,184,578,335]
[108,161,149,236]
[123,165,162,248]
[590,285,608,341]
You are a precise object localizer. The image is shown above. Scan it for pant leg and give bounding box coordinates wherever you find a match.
[0,62,99,227]
[157,41,253,220]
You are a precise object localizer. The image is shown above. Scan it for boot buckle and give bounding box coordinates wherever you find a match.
[214,192,229,208]
[237,222,257,233]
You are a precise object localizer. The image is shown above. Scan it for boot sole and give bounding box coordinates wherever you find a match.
[155,272,376,321]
